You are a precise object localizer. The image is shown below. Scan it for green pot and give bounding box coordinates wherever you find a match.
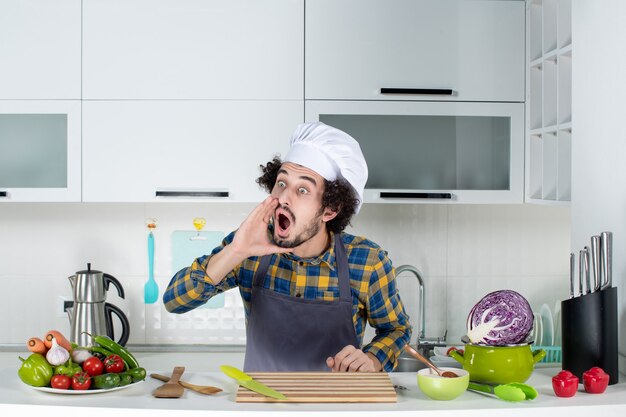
[449,344,545,385]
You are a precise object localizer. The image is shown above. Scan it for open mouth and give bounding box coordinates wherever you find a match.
[275,208,293,237]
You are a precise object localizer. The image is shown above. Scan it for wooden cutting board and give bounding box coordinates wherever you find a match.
[235,372,397,403]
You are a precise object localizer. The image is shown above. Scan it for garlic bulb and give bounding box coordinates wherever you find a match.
[46,337,70,366]
[70,347,92,364]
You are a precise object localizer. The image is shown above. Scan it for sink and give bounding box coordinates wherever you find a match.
[394,352,428,372]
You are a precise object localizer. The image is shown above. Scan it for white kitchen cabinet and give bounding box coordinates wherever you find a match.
[82,0,303,100]
[0,101,81,202]
[526,0,572,204]
[82,100,303,202]
[305,0,525,102]
[306,100,525,204]
[0,0,81,99]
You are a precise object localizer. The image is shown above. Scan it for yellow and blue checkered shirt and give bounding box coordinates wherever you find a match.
[163,230,412,372]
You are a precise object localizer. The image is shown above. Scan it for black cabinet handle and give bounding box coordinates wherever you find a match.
[155,190,229,198]
[0,191,7,198]
[380,192,452,199]
[380,88,454,96]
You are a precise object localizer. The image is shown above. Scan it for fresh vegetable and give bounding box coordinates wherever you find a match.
[70,347,92,364]
[583,367,609,394]
[54,362,82,377]
[118,372,133,387]
[71,371,92,390]
[104,354,125,373]
[82,356,104,376]
[89,333,140,369]
[552,370,579,397]
[46,337,70,366]
[44,330,73,352]
[50,374,71,390]
[27,337,48,355]
[126,367,147,382]
[17,353,54,387]
[93,373,121,389]
[466,290,534,345]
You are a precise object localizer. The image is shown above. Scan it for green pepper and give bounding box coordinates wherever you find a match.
[54,362,82,376]
[93,373,121,389]
[18,353,53,387]
[127,367,146,382]
[118,372,133,387]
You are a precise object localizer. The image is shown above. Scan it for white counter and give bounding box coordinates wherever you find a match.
[3,351,626,417]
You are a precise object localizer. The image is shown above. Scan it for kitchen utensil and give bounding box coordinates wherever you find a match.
[150,373,222,395]
[583,247,592,294]
[468,381,537,402]
[220,365,287,400]
[171,230,225,308]
[540,304,554,347]
[600,231,612,290]
[65,263,130,347]
[153,366,185,398]
[591,236,601,291]
[233,371,396,403]
[404,345,458,378]
[533,312,543,345]
[578,249,584,296]
[144,219,158,304]
[449,344,545,385]
[417,367,469,401]
[569,252,575,298]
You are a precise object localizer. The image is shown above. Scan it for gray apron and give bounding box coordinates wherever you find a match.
[243,234,359,372]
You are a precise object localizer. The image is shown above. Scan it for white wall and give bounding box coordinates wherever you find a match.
[572,0,626,373]
[0,202,569,347]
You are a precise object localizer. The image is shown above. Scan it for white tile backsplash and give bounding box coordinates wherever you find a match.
[0,202,570,347]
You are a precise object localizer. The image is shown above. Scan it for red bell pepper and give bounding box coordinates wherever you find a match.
[552,370,579,397]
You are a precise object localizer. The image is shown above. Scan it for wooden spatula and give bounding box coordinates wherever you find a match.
[153,366,185,398]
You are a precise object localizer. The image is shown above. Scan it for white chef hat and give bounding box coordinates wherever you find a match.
[283,122,368,213]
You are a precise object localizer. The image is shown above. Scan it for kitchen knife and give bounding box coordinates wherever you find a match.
[583,247,591,294]
[600,231,613,290]
[569,252,575,298]
[591,236,601,292]
[220,365,288,400]
[578,249,585,297]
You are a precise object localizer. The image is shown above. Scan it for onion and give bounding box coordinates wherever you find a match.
[466,289,533,345]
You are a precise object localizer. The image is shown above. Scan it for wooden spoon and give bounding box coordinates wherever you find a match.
[153,366,186,398]
[404,345,459,378]
[150,373,222,395]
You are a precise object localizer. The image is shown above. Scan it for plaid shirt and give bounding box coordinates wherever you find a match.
[163,230,412,372]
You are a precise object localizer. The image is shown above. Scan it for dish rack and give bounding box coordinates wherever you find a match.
[534,346,562,363]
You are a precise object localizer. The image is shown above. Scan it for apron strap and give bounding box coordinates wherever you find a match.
[252,234,352,301]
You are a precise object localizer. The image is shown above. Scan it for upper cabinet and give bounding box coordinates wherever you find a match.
[0,0,81,99]
[526,0,572,204]
[305,0,525,102]
[82,0,304,100]
[0,100,82,202]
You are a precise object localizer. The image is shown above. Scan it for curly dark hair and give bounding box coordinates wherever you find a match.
[256,156,359,233]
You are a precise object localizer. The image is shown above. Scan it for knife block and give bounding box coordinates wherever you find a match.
[561,287,618,385]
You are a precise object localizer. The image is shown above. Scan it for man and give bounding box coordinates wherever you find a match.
[164,122,411,372]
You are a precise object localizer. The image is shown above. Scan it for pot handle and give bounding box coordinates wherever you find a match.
[449,349,464,364]
[104,302,130,347]
[532,348,546,364]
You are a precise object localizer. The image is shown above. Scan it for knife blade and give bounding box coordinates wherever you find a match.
[569,252,575,298]
[600,231,613,290]
[578,249,585,296]
[220,365,287,400]
[583,247,591,294]
[590,235,601,292]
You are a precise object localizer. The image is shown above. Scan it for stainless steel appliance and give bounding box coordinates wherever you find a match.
[65,263,130,347]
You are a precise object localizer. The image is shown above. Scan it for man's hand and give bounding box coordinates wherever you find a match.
[326,345,382,372]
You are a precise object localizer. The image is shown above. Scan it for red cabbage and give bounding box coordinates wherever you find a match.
[466,290,533,345]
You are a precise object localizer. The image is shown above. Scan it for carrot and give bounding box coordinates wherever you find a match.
[27,337,48,355]
[44,330,72,351]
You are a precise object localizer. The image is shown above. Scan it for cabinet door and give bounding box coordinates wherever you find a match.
[82,100,303,202]
[0,0,81,99]
[83,0,303,100]
[0,101,81,202]
[306,0,524,102]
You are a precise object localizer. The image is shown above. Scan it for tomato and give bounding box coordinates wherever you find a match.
[82,356,104,376]
[71,371,92,390]
[583,367,609,394]
[50,374,71,390]
[104,354,125,373]
[552,370,578,397]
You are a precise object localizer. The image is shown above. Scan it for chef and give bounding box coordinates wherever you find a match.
[163,122,412,372]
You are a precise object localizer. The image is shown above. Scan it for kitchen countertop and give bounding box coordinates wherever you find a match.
[2,351,625,417]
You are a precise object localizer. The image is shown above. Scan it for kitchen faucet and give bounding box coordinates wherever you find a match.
[395,264,447,356]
